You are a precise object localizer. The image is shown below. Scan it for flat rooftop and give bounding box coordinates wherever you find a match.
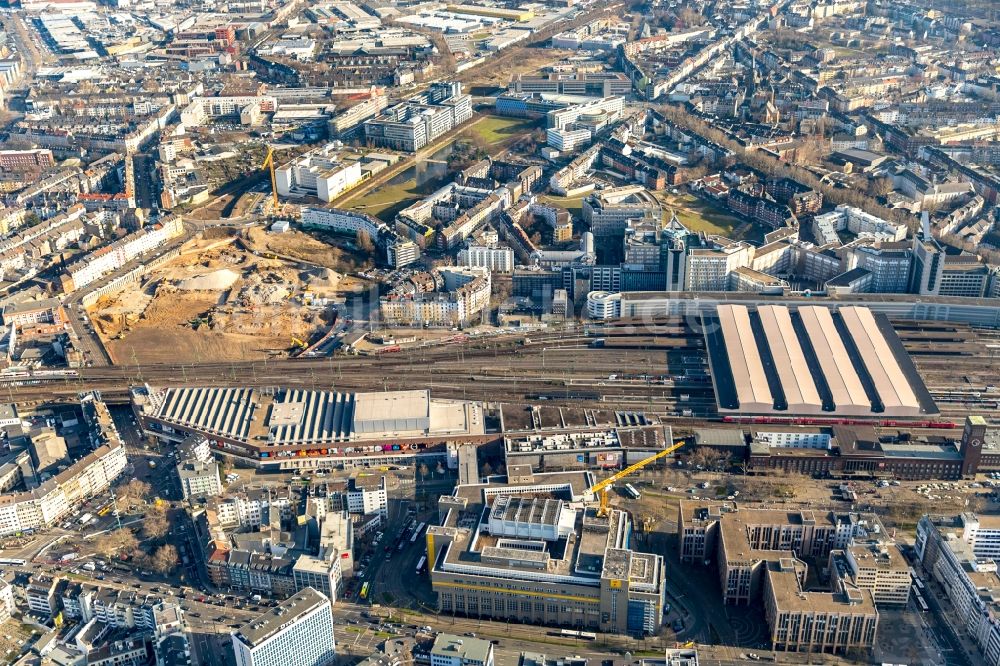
[141,387,484,447]
[234,587,329,648]
[704,304,937,418]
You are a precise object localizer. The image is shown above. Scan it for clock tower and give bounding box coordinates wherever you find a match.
[960,415,988,478]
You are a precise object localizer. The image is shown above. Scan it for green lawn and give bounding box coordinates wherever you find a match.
[657,192,746,237]
[537,193,587,219]
[467,115,539,145]
[348,174,446,222]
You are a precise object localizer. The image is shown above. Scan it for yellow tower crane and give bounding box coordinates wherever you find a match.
[588,439,686,517]
[262,147,278,212]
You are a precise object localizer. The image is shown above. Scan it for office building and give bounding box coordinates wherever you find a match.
[365,82,472,152]
[679,502,879,655]
[431,633,494,666]
[916,513,1000,666]
[829,541,911,606]
[232,587,336,666]
[343,475,387,518]
[275,147,364,202]
[428,470,666,636]
[582,185,660,237]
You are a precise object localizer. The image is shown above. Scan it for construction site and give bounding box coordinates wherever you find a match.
[87,228,371,364]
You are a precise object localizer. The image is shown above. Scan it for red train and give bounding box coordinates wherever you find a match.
[720,415,958,429]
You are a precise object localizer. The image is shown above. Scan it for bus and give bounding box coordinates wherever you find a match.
[624,484,641,500]
[916,595,929,612]
[913,576,925,591]
[410,522,426,544]
[360,582,370,600]
[579,631,597,640]
[415,555,427,575]
[0,558,25,566]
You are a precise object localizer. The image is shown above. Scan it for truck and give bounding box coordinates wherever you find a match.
[251,594,262,603]
[78,513,93,525]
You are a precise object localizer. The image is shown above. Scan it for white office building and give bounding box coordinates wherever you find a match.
[275,148,364,202]
[232,587,336,666]
[430,633,494,666]
[344,476,388,518]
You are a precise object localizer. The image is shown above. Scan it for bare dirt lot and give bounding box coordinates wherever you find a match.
[90,231,371,364]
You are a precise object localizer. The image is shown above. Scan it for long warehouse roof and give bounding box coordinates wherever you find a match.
[705,304,936,417]
[717,304,773,412]
[758,305,822,414]
[839,306,920,415]
[798,305,870,414]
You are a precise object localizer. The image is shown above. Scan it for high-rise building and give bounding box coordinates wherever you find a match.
[232,587,336,666]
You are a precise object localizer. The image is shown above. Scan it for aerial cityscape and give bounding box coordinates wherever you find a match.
[0,0,996,664]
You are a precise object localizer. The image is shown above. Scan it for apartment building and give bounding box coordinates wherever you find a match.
[428,470,666,636]
[342,476,388,519]
[380,267,491,326]
[301,206,386,239]
[458,245,514,273]
[232,588,336,666]
[207,489,294,532]
[62,216,184,292]
[2,298,66,329]
[177,459,222,500]
[0,441,127,537]
[387,238,421,268]
[0,149,54,170]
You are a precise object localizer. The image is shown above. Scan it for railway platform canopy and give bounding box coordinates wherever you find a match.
[704,304,937,419]
[135,386,485,447]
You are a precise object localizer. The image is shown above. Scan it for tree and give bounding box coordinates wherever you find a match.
[418,463,429,482]
[480,461,493,479]
[150,544,179,574]
[144,511,169,540]
[119,479,152,508]
[870,177,894,198]
[356,230,375,254]
[94,529,139,559]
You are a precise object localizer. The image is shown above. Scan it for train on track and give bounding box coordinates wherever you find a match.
[720,415,958,429]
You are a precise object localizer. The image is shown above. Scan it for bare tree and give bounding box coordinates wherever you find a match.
[149,545,179,574]
[94,529,139,559]
[356,230,375,253]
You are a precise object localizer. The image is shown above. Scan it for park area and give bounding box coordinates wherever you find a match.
[655,190,751,238]
[346,113,540,222]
